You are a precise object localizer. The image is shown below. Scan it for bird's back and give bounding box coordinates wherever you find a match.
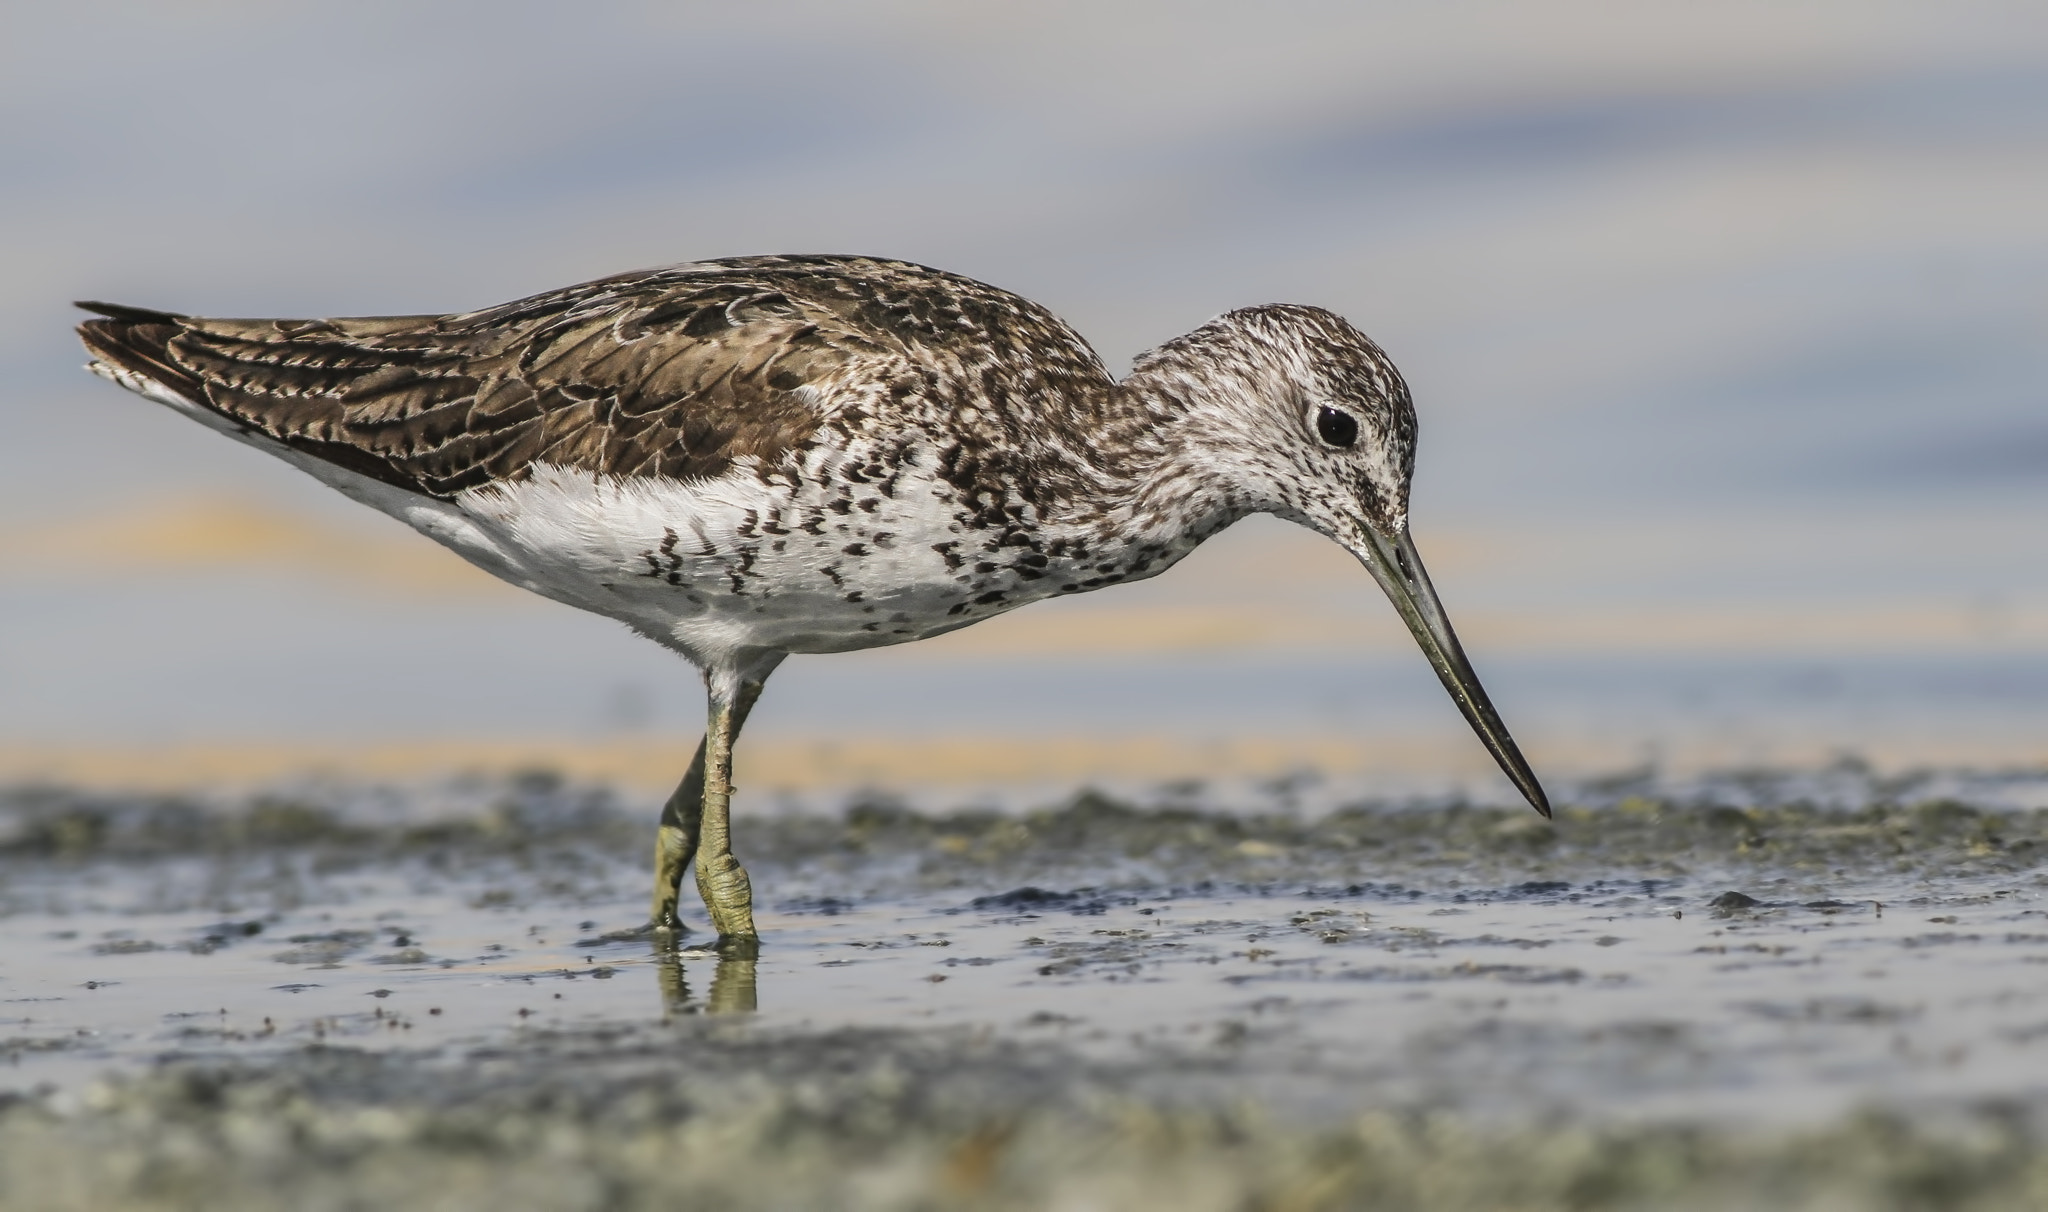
[77,255,1116,505]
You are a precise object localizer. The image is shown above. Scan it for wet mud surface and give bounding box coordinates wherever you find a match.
[4,765,2048,1209]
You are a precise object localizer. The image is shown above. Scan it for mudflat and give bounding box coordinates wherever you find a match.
[3,765,2047,1210]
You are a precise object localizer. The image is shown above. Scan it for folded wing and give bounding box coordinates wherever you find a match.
[76,266,884,501]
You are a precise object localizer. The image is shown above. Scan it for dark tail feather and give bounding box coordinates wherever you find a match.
[75,300,186,324]
[74,301,440,500]
[75,304,204,405]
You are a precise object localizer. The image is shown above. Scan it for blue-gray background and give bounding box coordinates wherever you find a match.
[4,1,2046,790]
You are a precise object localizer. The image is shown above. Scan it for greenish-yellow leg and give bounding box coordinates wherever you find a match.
[649,674,771,943]
[694,692,756,946]
[649,743,707,935]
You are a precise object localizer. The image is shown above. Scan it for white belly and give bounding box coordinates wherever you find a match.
[447,454,1083,666]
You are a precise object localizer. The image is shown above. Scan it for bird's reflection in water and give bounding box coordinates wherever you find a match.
[656,951,759,1016]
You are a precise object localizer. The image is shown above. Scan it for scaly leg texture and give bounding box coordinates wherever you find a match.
[649,743,708,934]
[649,671,774,934]
[695,689,755,945]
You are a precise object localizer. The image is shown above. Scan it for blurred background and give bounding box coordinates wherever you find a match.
[2,0,2045,799]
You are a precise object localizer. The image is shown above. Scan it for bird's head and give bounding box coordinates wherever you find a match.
[1134,304,1550,818]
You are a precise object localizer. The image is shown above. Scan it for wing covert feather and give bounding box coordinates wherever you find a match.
[76,271,867,500]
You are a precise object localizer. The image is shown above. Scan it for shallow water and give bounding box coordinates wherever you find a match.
[4,770,2048,1208]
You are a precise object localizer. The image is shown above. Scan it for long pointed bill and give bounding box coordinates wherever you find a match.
[1354,525,1551,818]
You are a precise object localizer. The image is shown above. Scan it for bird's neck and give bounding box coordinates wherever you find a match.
[964,329,1264,556]
[1115,379,1259,544]
[1008,345,1261,556]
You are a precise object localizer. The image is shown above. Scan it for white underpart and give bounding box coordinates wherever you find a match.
[457,451,998,669]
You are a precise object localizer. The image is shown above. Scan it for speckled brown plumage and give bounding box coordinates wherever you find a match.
[80,258,1043,499]
[76,254,1548,943]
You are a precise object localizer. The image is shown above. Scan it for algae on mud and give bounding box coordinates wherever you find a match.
[2,766,2048,1209]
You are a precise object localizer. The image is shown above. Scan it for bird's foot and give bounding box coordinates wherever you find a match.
[576,920,687,948]
[694,850,758,940]
[713,933,760,961]
[647,919,693,950]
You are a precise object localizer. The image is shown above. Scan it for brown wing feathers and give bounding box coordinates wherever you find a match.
[75,271,839,501]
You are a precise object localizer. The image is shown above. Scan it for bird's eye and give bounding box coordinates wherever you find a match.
[1315,405,1359,448]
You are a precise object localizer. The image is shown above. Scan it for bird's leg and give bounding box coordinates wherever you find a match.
[649,674,771,936]
[694,682,757,950]
[649,742,707,936]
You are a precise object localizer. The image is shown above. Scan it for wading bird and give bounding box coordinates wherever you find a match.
[77,255,1548,953]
